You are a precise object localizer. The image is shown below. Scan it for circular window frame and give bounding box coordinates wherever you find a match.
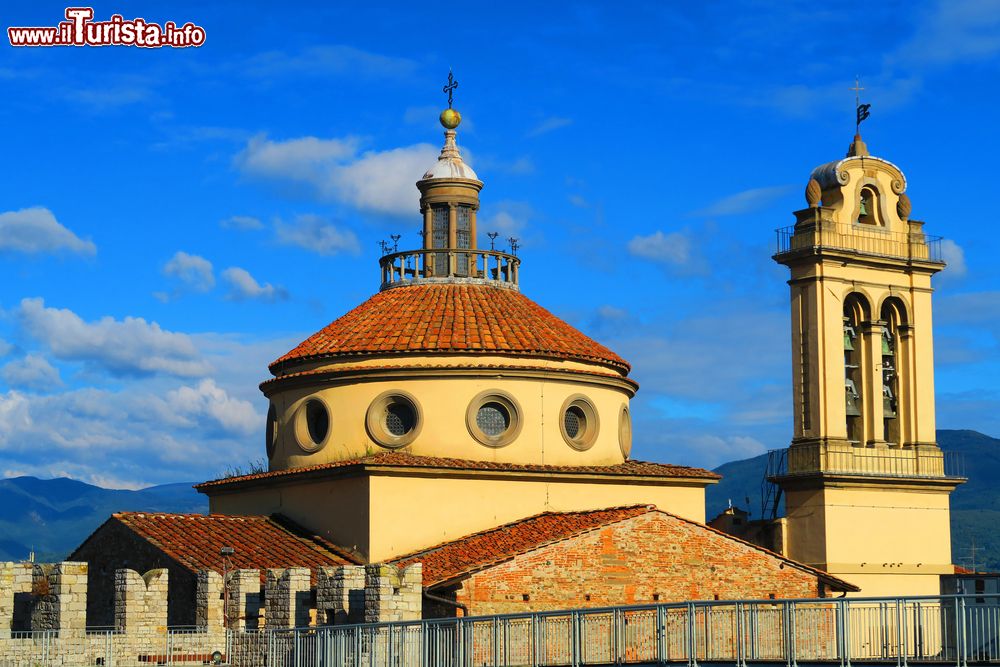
[619,404,632,459]
[560,394,600,451]
[293,397,332,453]
[366,391,422,449]
[265,403,278,459]
[466,390,523,448]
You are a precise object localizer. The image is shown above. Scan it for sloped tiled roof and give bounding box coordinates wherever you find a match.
[393,506,654,585]
[269,284,630,374]
[96,512,359,579]
[391,505,859,592]
[195,452,720,491]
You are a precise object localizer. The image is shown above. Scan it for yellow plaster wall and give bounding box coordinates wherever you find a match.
[785,482,953,595]
[207,473,709,563]
[268,371,633,469]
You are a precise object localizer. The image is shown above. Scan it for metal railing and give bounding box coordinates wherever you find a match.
[5,594,1000,666]
[378,248,520,291]
[767,444,966,480]
[774,221,943,263]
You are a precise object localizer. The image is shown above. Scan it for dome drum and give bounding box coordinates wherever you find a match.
[264,370,633,470]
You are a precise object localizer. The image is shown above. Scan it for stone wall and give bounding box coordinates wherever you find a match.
[265,567,311,629]
[364,563,422,623]
[196,570,225,631]
[70,518,200,626]
[115,568,168,634]
[452,512,827,616]
[225,569,263,630]
[0,562,88,636]
[316,565,365,625]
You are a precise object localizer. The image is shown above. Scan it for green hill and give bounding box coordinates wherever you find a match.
[705,429,1000,571]
[0,477,206,562]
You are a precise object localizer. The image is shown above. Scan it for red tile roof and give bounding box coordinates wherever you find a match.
[391,505,859,592]
[92,512,359,580]
[269,284,630,374]
[195,452,720,491]
[393,506,654,585]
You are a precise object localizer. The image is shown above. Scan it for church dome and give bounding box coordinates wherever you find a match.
[270,284,630,374]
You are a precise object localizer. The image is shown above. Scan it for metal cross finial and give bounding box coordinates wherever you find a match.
[851,76,864,108]
[487,231,499,251]
[378,240,391,256]
[508,237,520,256]
[443,70,458,109]
[852,76,871,133]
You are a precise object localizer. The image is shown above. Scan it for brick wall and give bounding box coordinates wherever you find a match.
[452,512,824,616]
[71,518,199,626]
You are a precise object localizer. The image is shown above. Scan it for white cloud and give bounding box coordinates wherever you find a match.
[163,251,215,293]
[16,298,210,378]
[940,239,967,278]
[165,379,258,436]
[627,230,705,273]
[1,354,62,391]
[221,215,264,231]
[235,134,437,215]
[244,45,417,80]
[526,116,573,138]
[478,201,536,246]
[0,339,12,357]
[274,215,360,256]
[0,207,96,256]
[892,0,1000,67]
[222,267,289,302]
[691,185,794,217]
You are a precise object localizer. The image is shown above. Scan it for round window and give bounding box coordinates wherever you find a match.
[367,392,422,449]
[560,395,599,451]
[265,404,278,459]
[385,402,416,437]
[619,405,632,459]
[466,391,522,447]
[294,398,330,452]
[306,400,329,444]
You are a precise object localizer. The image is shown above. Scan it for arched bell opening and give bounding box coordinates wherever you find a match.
[843,293,871,446]
[880,298,908,447]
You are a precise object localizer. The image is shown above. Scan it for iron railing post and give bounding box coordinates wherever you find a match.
[657,605,667,664]
[572,611,581,667]
[736,602,745,667]
[687,603,697,667]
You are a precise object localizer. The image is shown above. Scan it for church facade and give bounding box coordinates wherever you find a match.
[27,91,960,630]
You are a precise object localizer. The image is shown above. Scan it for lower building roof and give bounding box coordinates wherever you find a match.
[72,512,360,581]
[390,505,860,592]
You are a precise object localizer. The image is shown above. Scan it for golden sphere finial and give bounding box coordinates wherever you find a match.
[440,108,462,129]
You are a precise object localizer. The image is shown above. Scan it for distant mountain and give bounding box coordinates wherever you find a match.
[0,477,207,561]
[705,429,1000,572]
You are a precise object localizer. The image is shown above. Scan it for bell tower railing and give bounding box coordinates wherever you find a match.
[379,248,520,291]
[774,219,943,264]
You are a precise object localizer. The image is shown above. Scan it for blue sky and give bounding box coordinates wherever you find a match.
[1,1,999,488]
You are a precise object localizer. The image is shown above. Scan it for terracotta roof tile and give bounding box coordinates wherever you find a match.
[391,505,859,592]
[107,512,359,581]
[269,284,629,374]
[195,452,720,491]
[393,506,654,585]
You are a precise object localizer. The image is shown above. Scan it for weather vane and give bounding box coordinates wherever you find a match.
[508,237,520,256]
[378,240,391,256]
[852,76,871,133]
[443,70,458,109]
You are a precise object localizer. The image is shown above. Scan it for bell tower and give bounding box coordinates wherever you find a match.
[771,128,964,596]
